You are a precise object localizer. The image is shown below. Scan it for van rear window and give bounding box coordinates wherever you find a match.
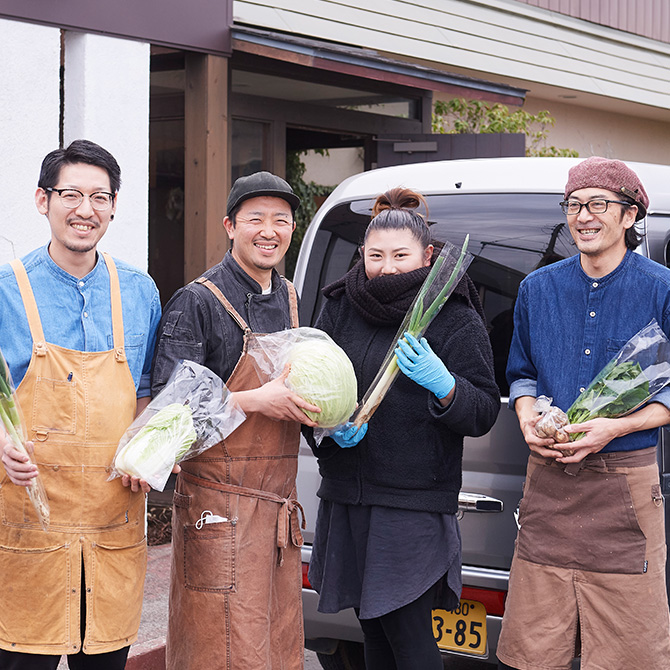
[299,193,575,396]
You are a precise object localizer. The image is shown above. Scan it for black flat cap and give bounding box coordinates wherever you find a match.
[226,171,301,216]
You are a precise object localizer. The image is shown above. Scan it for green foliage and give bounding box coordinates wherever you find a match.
[567,361,649,441]
[284,150,334,279]
[432,98,578,158]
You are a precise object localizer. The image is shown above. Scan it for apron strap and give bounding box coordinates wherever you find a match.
[195,277,251,333]
[10,259,47,354]
[101,253,126,361]
[283,278,299,328]
[179,471,305,550]
[195,276,299,333]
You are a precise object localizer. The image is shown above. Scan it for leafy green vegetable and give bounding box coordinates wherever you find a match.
[567,361,650,440]
[287,339,358,428]
[0,350,50,530]
[114,403,197,479]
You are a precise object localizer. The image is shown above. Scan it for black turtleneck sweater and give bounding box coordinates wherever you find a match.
[311,262,500,514]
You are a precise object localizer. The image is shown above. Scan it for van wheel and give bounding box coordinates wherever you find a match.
[316,640,365,670]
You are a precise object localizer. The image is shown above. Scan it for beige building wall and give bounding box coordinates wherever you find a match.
[523,97,670,165]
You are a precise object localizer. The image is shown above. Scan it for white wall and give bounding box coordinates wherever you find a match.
[0,20,150,270]
[64,32,150,270]
[0,19,60,265]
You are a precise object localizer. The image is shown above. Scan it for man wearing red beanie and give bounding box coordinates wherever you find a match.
[498,156,670,670]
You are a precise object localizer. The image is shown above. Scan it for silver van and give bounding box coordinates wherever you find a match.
[292,157,670,668]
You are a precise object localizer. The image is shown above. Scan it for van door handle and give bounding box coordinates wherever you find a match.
[458,492,504,513]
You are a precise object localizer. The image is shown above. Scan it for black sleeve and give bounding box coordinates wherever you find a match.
[150,287,208,395]
[428,305,501,437]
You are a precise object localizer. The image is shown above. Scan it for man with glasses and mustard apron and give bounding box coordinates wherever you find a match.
[0,140,161,670]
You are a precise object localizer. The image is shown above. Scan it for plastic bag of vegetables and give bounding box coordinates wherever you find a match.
[533,320,670,445]
[0,347,50,531]
[109,360,246,491]
[247,327,358,429]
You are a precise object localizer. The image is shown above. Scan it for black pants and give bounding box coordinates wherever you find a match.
[357,582,443,670]
[0,566,130,670]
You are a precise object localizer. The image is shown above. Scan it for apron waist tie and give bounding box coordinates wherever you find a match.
[536,445,658,476]
[179,471,305,550]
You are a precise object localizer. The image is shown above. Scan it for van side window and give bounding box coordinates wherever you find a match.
[301,194,575,396]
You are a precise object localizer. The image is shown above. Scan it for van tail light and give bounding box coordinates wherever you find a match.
[461,586,506,617]
[302,562,313,589]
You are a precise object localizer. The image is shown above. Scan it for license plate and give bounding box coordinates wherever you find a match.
[432,599,487,656]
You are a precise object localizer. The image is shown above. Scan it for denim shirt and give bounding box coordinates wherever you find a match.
[507,250,670,452]
[0,246,161,397]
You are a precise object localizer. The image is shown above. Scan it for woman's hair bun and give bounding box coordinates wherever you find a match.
[371,187,427,218]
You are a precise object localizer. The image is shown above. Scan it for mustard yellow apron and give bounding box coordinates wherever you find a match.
[0,253,146,656]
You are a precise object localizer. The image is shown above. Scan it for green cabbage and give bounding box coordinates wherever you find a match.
[114,403,197,480]
[287,339,357,428]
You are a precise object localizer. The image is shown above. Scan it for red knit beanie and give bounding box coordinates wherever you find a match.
[564,156,648,220]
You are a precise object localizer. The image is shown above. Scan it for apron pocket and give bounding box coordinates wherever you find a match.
[87,538,147,645]
[0,542,70,646]
[32,377,77,435]
[183,520,236,592]
[517,463,647,573]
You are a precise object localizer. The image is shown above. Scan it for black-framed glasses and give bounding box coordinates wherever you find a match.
[45,187,115,211]
[559,199,632,216]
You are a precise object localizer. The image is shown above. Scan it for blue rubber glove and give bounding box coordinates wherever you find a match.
[331,422,368,448]
[395,332,455,399]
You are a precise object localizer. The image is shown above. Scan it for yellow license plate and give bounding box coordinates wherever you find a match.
[432,599,487,656]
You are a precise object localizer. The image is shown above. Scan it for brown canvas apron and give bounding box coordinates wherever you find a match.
[166,278,305,670]
[516,448,656,573]
[0,254,146,655]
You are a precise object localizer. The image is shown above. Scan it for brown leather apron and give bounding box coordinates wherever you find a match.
[516,448,657,573]
[166,278,305,670]
[0,254,146,655]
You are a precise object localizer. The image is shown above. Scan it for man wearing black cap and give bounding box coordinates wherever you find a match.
[498,157,670,670]
[152,172,320,670]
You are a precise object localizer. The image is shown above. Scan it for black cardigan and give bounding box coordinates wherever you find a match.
[312,287,500,514]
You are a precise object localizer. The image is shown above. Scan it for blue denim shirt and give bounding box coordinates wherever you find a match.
[0,246,161,397]
[507,250,670,452]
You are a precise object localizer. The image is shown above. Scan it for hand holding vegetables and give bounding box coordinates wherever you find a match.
[110,360,246,491]
[331,421,368,448]
[395,333,455,400]
[246,327,358,429]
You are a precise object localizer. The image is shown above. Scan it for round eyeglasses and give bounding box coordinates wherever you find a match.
[46,187,115,211]
[559,199,631,216]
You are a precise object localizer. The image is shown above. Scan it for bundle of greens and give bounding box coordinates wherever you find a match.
[110,360,246,491]
[0,349,50,530]
[536,320,670,445]
[247,327,358,429]
[352,236,472,428]
[567,361,651,441]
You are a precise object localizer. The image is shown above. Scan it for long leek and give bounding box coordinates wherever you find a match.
[0,351,50,531]
[352,235,472,427]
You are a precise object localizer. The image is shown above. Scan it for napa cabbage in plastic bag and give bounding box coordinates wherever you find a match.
[109,360,246,491]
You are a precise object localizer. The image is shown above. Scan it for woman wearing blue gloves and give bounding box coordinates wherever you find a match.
[307,187,499,670]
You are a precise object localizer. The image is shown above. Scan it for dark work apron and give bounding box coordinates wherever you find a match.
[516,448,658,574]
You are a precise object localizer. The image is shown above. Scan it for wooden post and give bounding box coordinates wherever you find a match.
[184,52,230,283]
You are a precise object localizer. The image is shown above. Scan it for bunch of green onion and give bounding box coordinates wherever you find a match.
[353,235,471,427]
[0,352,50,530]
